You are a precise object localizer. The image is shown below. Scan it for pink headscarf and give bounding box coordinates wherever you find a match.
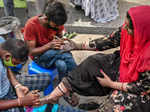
[119,5,150,82]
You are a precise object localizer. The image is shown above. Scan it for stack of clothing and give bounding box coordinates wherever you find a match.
[71,0,119,23]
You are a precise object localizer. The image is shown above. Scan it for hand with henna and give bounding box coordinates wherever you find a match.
[19,90,40,106]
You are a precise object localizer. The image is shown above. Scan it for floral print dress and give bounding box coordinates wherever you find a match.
[110,71,150,112]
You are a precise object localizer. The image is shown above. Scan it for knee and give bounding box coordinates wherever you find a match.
[62,52,73,58]
[44,50,56,55]
[62,53,76,65]
[55,60,67,73]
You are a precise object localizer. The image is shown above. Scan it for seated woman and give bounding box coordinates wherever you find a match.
[39,5,150,112]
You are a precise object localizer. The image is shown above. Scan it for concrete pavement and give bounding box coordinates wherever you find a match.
[0,0,149,34]
[62,0,150,34]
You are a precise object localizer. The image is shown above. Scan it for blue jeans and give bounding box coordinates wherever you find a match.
[34,50,77,81]
[3,0,15,16]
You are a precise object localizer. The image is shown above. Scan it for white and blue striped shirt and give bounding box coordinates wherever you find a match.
[0,37,10,98]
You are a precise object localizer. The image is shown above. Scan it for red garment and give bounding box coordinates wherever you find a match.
[23,16,64,48]
[119,6,150,82]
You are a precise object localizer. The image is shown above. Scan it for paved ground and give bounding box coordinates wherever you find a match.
[64,0,150,34]
[71,34,119,64]
[0,0,149,34]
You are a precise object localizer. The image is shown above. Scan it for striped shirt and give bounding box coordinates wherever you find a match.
[0,37,10,98]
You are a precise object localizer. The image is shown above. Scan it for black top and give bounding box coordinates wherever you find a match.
[63,28,121,96]
[63,28,150,111]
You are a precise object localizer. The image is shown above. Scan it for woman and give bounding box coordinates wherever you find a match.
[71,0,119,23]
[39,5,150,112]
[96,5,150,111]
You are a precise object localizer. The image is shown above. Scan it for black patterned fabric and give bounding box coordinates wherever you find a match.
[63,28,150,112]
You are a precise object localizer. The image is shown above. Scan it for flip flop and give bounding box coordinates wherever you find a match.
[64,32,77,39]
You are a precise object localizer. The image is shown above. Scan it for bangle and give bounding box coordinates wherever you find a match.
[15,84,22,89]
[121,83,124,91]
[17,98,21,106]
[58,85,65,95]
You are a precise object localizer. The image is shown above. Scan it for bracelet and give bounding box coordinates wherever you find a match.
[15,84,22,89]
[58,85,65,95]
[17,98,21,106]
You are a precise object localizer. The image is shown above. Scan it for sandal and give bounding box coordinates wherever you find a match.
[64,32,77,39]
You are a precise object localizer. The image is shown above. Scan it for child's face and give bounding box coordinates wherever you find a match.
[3,54,22,67]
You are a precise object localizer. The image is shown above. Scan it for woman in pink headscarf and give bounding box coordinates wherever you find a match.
[39,5,150,112]
[96,5,150,111]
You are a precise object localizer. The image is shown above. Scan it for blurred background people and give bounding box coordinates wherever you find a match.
[3,0,15,16]
[71,0,119,23]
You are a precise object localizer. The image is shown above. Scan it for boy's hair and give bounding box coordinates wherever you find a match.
[44,1,67,25]
[1,38,29,62]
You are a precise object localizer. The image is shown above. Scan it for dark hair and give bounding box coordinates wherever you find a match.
[127,12,134,30]
[1,39,29,62]
[44,1,67,25]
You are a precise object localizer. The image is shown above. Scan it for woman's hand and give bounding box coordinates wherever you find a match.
[61,39,79,51]
[97,69,114,88]
[97,70,128,91]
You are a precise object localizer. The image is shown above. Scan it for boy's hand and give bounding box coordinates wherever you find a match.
[47,39,64,49]
[20,90,40,106]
